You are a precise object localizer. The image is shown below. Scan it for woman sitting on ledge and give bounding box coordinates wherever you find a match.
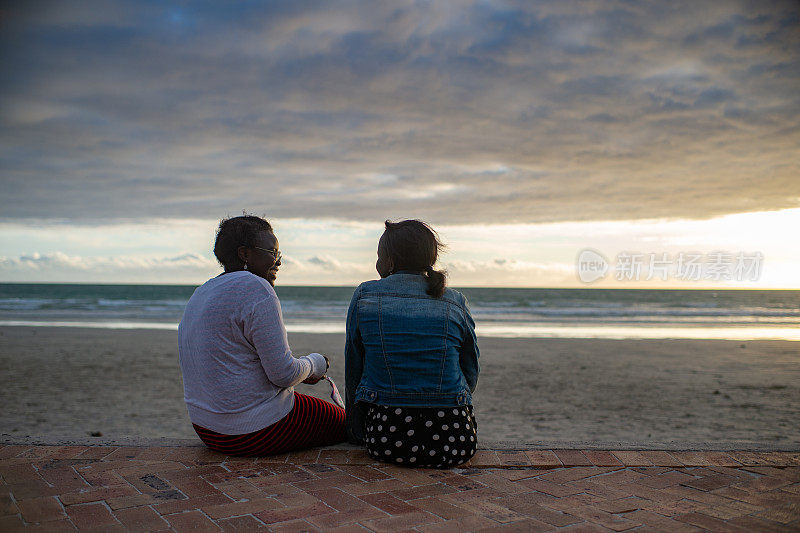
[345,219,480,467]
[178,215,346,456]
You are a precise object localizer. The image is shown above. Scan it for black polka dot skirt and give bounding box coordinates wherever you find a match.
[364,404,477,468]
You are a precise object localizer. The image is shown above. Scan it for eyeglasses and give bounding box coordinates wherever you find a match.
[251,246,281,263]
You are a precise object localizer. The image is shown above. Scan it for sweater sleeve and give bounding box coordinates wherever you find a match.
[246,293,326,388]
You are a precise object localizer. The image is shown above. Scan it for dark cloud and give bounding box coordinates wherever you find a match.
[1,0,798,224]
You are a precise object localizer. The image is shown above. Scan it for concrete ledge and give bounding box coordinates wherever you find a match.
[2,442,799,531]
[3,433,799,451]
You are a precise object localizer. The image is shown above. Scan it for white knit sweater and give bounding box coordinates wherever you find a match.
[178,271,327,434]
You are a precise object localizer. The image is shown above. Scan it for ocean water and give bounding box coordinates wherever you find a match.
[1,283,799,340]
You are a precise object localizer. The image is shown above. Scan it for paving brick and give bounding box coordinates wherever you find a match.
[316,449,351,465]
[76,470,128,489]
[591,469,647,485]
[502,497,581,527]
[167,476,220,499]
[285,449,321,465]
[498,491,561,509]
[17,496,66,523]
[516,477,584,497]
[680,472,738,492]
[0,446,31,460]
[610,451,653,467]
[151,492,233,515]
[474,517,556,532]
[728,514,800,532]
[377,465,437,486]
[165,509,222,532]
[410,495,474,520]
[337,478,411,497]
[335,465,390,482]
[0,463,39,482]
[359,492,419,515]
[467,451,499,467]
[670,451,715,467]
[105,493,160,511]
[59,485,139,506]
[524,450,562,468]
[491,468,540,481]
[417,514,497,532]
[496,451,531,467]
[755,503,800,524]
[293,473,362,492]
[247,469,316,489]
[167,447,225,465]
[582,450,624,467]
[447,498,528,523]
[113,506,170,532]
[253,501,335,524]
[639,451,684,467]
[624,510,703,532]
[0,514,26,530]
[217,514,269,531]
[343,450,374,465]
[361,510,441,532]
[202,498,283,519]
[159,464,227,482]
[734,475,793,493]
[267,518,321,532]
[433,473,485,492]
[1,491,20,516]
[541,466,617,485]
[38,467,90,493]
[594,496,652,514]
[74,447,116,461]
[6,479,61,500]
[567,505,641,531]
[675,511,751,532]
[306,506,388,529]
[553,450,593,466]
[462,472,526,494]
[557,522,619,532]
[65,501,120,530]
[391,483,458,501]
[304,488,367,512]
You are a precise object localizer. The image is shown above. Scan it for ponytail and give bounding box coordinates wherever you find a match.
[424,266,447,298]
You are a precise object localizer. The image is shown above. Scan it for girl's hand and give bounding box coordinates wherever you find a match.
[302,375,323,385]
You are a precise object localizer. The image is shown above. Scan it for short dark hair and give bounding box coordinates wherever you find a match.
[379,219,447,297]
[213,215,273,270]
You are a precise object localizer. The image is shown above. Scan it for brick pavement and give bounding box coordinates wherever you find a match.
[1,445,799,531]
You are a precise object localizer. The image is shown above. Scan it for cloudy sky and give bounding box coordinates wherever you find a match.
[1,1,798,287]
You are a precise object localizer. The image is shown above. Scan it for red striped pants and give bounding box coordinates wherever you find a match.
[193,393,346,456]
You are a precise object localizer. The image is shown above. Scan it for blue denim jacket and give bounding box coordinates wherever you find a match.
[344,272,480,444]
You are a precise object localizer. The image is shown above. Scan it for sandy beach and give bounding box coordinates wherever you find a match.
[1,326,798,446]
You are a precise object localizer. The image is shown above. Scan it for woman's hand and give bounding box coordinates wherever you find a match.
[302,354,329,384]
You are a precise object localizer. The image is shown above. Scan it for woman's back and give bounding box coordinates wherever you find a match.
[350,273,478,406]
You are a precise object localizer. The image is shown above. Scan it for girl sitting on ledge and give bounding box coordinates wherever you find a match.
[345,219,480,467]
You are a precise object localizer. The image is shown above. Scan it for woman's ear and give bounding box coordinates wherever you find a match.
[237,245,249,265]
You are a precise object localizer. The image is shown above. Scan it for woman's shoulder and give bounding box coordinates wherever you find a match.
[209,271,276,300]
[442,287,469,308]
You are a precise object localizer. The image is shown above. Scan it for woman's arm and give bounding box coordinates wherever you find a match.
[459,298,480,393]
[248,295,327,388]
[344,286,366,444]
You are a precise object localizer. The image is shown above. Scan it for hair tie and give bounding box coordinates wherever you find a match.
[426,266,434,272]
